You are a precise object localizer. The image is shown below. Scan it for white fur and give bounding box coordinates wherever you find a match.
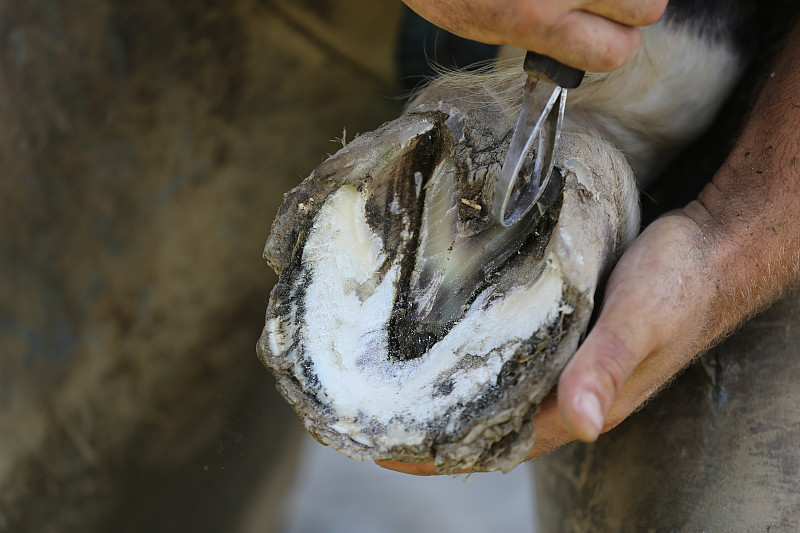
[427,20,743,189]
[567,22,743,185]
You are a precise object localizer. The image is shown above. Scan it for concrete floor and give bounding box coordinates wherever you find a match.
[281,434,538,533]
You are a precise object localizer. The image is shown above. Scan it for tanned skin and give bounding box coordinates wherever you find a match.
[402,0,668,72]
[380,14,800,476]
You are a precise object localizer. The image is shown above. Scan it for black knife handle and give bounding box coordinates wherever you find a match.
[524,51,585,88]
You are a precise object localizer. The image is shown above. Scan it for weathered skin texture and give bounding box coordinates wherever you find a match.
[535,290,800,531]
[402,0,668,72]
[532,10,800,529]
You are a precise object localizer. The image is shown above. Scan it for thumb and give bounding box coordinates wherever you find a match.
[557,320,643,442]
[555,215,705,442]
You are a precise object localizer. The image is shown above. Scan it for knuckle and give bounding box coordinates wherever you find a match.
[641,1,668,26]
[599,52,626,72]
[589,325,638,397]
[598,30,639,71]
[629,0,668,26]
[593,49,627,72]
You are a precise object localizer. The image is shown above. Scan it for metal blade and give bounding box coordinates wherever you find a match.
[492,76,562,227]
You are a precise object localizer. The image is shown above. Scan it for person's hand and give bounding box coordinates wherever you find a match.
[380,194,798,476]
[380,212,737,474]
[536,211,731,451]
[551,19,800,445]
[379,18,800,475]
[402,0,668,71]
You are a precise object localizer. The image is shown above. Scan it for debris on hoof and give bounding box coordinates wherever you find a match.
[257,81,638,473]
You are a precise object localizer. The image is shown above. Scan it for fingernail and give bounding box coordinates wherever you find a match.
[575,392,604,437]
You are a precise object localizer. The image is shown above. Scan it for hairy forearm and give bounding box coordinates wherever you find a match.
[687,20,800,346]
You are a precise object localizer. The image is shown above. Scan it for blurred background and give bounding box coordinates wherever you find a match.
[280,435,535,533]
[0,0,541,531]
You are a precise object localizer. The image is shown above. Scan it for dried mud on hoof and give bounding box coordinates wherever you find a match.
[258,87,637,473]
